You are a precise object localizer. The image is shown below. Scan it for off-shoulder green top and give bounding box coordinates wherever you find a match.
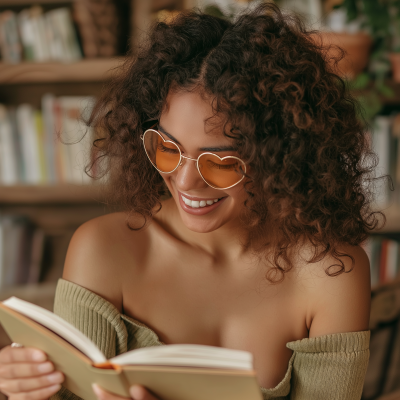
[51,279,370,400]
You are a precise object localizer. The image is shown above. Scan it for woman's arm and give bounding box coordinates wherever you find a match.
[306,244,371,337]
[288,244,371,400]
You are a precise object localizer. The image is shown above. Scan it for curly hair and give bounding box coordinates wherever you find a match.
[87,3,382,282]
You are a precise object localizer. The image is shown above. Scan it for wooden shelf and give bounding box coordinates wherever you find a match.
[0,58,124,85]
[0,0,70,5]
[0,184,107,204]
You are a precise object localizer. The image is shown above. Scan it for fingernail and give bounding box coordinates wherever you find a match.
[32,351,46,362]
[38,362,53,373]
[48,384,61,392]
[130,385,144,400]
[48,372,64,383]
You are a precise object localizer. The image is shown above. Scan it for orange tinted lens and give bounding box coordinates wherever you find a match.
[198,154,244,189]
[143,130,180,172]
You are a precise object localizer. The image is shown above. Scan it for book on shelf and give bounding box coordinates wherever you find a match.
[0,96,96,186]
[363,236,400,287]
[0,216,44,290]
[0,5,82,63]
[73,0,121,58]
[0,297,262,400]
[0,11,22,64]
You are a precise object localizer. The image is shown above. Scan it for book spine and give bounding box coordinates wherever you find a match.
[34,110,47,184]
[372,116,392,206]
[16,104,42,184]
[17,9,35,61]
[0,11,22,64]
[0,105,19,185]
[379,240,388,284]
[8,108,24,183]
[53,98,67,183]
[29,6,50,62]
[41,94,57,184]
[27,228,45,284]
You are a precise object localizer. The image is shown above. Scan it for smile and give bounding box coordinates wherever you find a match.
[181,194,222,208]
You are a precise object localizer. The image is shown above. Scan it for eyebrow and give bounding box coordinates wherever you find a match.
[157,124,236,152]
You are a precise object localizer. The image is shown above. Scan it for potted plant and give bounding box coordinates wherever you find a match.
[333,0,395,122]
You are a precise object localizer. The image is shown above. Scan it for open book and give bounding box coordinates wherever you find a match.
[0,297,263,400]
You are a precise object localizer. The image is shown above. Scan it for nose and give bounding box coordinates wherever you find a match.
[174,157,207,191]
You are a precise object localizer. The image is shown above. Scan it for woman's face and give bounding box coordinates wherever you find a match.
[158,89,247,233]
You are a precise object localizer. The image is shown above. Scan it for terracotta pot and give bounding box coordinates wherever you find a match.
[312,31,372,78]
[390,53,400,83]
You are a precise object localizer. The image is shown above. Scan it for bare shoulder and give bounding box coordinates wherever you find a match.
[62,212,152,311]
[295,244,371,337]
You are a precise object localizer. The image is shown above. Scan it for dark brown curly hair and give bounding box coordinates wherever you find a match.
[87,3,382,282]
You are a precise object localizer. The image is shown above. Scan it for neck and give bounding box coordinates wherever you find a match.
[154,198,251,265]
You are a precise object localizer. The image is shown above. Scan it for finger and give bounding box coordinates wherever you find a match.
[0,371,64,393]
[0,361,54,379]
[0,347,46,364]
[92,384,130,400]
[130,385,160,400]
[7,383,61,400]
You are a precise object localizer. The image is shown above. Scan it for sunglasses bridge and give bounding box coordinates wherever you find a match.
[178,154,198,166]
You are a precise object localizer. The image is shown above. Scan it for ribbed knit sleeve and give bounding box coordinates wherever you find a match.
[286,331,370,400]
[49,279,370,400]
[51,279,129,400]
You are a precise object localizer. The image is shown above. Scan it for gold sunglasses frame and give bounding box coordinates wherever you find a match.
[140,128,247,190]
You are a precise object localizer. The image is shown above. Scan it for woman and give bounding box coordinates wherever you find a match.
[0,3,375,400]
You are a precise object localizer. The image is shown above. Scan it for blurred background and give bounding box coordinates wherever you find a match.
[0,0,400,398]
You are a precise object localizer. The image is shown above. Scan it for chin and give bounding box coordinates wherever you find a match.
[179,212,229,233]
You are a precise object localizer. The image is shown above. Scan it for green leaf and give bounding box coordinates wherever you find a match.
[376,83,395,97]
[350,73,370,89]
[356,92,383,123]
[204,5,226,19]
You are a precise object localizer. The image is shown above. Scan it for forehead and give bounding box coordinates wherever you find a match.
[160,89,231,142]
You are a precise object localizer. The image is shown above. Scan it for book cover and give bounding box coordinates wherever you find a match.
[0,299,262,400]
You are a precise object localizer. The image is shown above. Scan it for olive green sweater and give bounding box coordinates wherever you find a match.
[51,279,370,400]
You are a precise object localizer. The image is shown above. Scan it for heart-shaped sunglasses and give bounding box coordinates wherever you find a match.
[140,128,246,190]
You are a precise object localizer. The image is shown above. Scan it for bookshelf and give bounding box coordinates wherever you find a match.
[0,184,106,204]
[0,0,194,302]
[0,58,124,84]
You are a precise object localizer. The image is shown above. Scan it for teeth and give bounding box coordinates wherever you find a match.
[181,195,220,208]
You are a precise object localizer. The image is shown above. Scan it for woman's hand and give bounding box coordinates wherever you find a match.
[92,383,161,400]
[0,345,64,399]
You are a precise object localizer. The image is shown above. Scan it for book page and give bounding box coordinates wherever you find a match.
[110,344,253,370]
[3,297,106,364]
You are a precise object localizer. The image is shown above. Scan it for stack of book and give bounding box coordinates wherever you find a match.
[0,95,96,186]
[0,215,44,290]
[364,236,400,287]
[0,6,82,63]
